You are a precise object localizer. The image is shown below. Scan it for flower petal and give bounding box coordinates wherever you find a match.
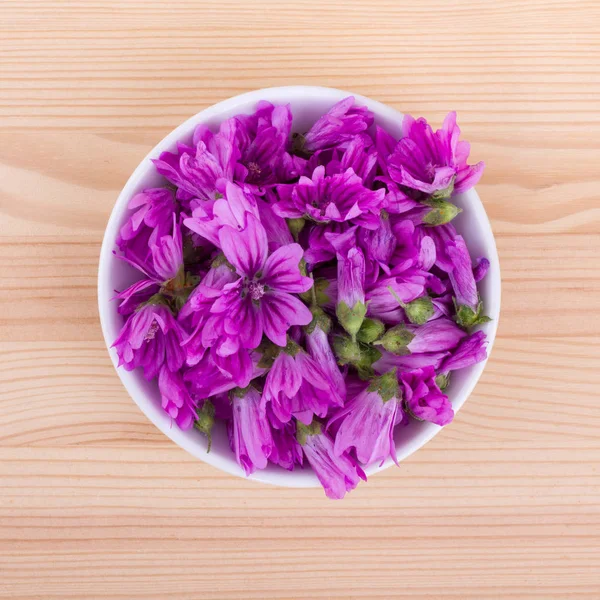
[260,291,312,347]
[219,213,268,278]
[261,243,313,293]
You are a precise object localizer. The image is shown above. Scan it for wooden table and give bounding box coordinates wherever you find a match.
[2,1,600,598]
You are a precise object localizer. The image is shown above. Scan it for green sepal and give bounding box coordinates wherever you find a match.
[429,177,455,200]
[333,335,381,380]
[367,369,400,403]
[256,339,282,369]
[356,318,385,344]
[283,338,302,357]
[136,292,169,312]
[403,296,435,325]
[454,298,492,328]
[287,217,306,241]
[373,324,415,355]
[296,420,322,446]
[194,400,216,453]
[337,300,367,339]
[305,306,332,335]
[435,373,450,391]
[422,197,462,226]
[300,277,332,306]
[333,335,362,366]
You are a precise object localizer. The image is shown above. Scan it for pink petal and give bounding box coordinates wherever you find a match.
[226,295,264,349]
[260,291,312,347]
[219,213,268,278]
[261,244,313,293]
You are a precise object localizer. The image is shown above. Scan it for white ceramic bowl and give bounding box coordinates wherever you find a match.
[98,86,501,488]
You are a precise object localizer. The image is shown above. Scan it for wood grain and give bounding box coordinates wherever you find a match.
[1,1,600,598]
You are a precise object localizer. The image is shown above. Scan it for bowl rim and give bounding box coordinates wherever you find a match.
[98,85,501,488]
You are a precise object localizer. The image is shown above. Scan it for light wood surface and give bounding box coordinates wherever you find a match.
[1,1,600,598]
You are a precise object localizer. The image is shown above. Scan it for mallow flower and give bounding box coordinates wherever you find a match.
[296,420,366,500]
[228,386,273,475]
[262,339,344,425]
[400,366,454,426]
[210,213,314,348]
[112,303,185,380]
[387,111,484,198]
[330,370,403,467]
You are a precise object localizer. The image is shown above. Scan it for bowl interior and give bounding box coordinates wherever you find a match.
[98,86,500,487]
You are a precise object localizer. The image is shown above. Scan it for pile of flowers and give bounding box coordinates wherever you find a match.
[112,97,489,499]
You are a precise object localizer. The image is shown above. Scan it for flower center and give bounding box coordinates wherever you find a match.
[144,320,159,341]
[247,162,262,177]
[247,280,265,301]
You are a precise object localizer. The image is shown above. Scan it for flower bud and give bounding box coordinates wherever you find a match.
[454,299,492,328]
[356,318,385,344]
[374,324,415,355]
[403,296,435,325]
[422,198,461,226]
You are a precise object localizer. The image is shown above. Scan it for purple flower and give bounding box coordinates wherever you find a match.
[296,421,366,500]
[365,275,426,324]
[211,213,313,348]
[194,311,257,387]
[184,351,265,398]
[228,386,273,475]
[157,366,198,430]
[384,184,420,215]
[257,194,294,251]
[442,235,491,327]
[305,313,346,402]
[374,350,450,373]
[400,366,453,426]
[473,257,490,282]
[178,262,239,365]
[325,226,367,337]
[234,101,303,186]
[211,340,255,389]
[375,125,397,177]
[112,303,185,380]
[268,415,303,471]
[358,212,396,280]
[117,187,176,255]
[113,279,160,316]
[445,234,477,310]
[390,219,420,273]
[183,180,260,248]
[262,341,344,425]
[275,166,385,229]
[387,112,484,197]
[153,120,240,202]
[440,330,487,372]
[150,216,184,282]
[302,222,347,267]
[327,134,378,185]
[302,96,373,153]
[406,318,467,354]
[330,370,403,467]
[428,222,457,272]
